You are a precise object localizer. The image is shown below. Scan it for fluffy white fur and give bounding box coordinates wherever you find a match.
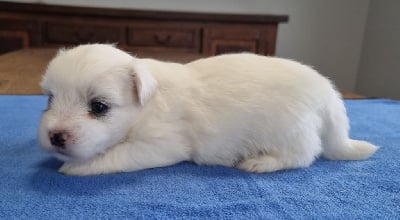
[38,44,378,176]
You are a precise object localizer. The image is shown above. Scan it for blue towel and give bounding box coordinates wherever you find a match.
[0,95,398,219]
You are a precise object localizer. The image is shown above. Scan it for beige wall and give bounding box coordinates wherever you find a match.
[6,0,371,93]
[356,0,400,99]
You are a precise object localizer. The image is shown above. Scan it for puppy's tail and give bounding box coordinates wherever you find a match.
[321,91,378,160]
[323,139,379,160]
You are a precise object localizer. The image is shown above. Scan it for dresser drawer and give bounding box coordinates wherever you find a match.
[45,22,123,44]
[203,25,277,55]
[128,27,199,49]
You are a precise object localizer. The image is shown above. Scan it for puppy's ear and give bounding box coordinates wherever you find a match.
[131,62,158,106]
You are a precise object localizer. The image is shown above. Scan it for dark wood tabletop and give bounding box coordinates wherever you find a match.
[0,48,364,98]
[0,48,205,94]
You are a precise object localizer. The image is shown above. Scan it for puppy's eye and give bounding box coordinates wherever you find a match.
[90,101,109,116]
[47,94,54,106]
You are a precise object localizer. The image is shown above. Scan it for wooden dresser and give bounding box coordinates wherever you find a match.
[0,2,288,55]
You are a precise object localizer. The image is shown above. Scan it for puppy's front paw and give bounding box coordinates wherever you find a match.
[59,162,95,176]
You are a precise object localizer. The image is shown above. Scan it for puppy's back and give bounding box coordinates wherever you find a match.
[186,53,335,109]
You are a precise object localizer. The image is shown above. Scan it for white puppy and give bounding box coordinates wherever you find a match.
[38,44,378,176]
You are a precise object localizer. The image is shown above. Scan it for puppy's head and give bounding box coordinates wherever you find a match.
[38,44,157,162]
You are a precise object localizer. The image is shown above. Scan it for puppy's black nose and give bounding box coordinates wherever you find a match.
[49,132,66,149]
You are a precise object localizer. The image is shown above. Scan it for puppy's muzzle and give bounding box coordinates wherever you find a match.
[49,130,70,149]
